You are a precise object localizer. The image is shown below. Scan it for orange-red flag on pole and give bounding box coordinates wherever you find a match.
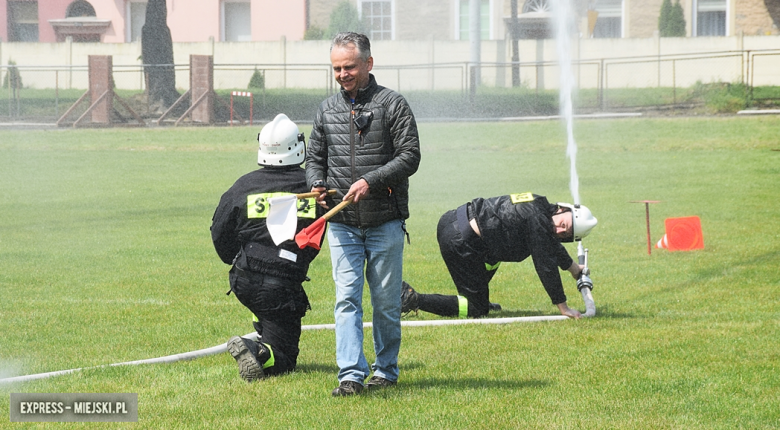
[295,198,353,250]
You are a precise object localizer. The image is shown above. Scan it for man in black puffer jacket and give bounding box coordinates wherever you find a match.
[211,114,323,382]
[306,32,421,397]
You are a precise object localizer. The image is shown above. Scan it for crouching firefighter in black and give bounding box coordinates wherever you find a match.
[211,114,324,381]
[400,193,598,320]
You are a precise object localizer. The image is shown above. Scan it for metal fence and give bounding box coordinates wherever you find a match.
[2,48,779,123]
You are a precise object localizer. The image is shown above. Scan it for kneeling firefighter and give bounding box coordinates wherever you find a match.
[211,113,324,381]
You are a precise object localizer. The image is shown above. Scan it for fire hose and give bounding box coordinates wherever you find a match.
[3,247,595,384]
[0,315,570,384]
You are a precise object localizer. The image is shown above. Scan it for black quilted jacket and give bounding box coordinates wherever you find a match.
[470,194,574,304]
[306,74,421,228]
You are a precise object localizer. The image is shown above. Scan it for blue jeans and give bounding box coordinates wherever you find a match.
[328,219,405,384]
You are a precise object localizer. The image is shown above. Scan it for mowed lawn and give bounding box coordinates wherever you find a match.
[0,115,778,429]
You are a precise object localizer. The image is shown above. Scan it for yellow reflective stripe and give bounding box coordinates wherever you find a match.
[485,262,501,271]
[457,295,468,319]
[262,343,275,369]
[247,192,316,219]
[509,192,534,204]
[252,313,259,322]
[296,197,317,219]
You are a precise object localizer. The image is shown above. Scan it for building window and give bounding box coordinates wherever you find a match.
[127,1,147,42]
[66,0,96,17]
[359,0,393,41]
[591,0,622,38]
[222,1,251,41]
[459,0,491,40]
[522,0,549,13]
[695,0,727,36]
[8,1,39,42]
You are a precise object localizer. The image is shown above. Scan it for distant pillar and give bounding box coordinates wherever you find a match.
[89,55,113,124]
[190,55,214,124]
[469,0,481,90]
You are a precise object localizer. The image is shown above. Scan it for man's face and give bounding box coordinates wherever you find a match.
[552,209,573,240]
[330,43,373,98]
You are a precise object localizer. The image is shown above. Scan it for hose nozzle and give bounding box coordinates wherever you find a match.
[576,242,593,292]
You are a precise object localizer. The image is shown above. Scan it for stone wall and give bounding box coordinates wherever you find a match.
[735,0,779,35]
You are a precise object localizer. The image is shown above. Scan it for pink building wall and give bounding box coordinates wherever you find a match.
[164,0,220,43]
[0,0,6,40]
[37,0,71,42]
[1,0,306,43]
[92,1,124,42]
[253,0,306,41]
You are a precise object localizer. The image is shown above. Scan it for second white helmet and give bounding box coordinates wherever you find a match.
[257,113,305,166]
[557,203,598,242]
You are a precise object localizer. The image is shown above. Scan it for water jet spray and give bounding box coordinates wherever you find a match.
[552,0,597,317]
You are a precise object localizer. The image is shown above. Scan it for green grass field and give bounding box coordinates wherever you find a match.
[1,116,778,429]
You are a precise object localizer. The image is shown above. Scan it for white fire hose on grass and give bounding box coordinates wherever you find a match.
[0,315,573,384]
[2,246,596,384]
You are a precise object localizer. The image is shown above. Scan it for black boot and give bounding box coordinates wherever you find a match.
[227,336,269,382]
[401,281,419,315]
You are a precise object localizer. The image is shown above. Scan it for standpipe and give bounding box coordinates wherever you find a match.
[576,242,596,317]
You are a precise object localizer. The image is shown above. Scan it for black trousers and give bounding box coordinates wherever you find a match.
[435,205,499,318]
[229,267,310,375]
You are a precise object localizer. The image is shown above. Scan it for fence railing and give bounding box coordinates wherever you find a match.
[2,49,779,121]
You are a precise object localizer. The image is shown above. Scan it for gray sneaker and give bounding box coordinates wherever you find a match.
[401,281,419,315]
[331,380,364,397]
[366,376,397,390]
[226,336,264,382]
[489,302,502,312]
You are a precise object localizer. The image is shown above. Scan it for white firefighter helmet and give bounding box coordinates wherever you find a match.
[557,203,598,242]
[257,113,305,166]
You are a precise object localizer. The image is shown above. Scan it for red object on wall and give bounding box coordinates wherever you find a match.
[664,216,704,251]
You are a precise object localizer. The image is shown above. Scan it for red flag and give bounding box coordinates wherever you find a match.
[295,217,326,250]
[295,197,353,250]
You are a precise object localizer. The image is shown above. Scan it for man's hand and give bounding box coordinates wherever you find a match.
[567,261,585,280]
[557,302,582,319]
[344,178,370,203]
[312,185,330,209]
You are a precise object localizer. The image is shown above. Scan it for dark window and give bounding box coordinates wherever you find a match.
[593,17,621,38]
[591,0,622,38]
[66,0,96,18]
[459,0,489,41]
[361,1,392,40]
[697,11,726,36]
[8,1,39,42]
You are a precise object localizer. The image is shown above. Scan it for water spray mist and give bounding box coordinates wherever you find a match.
[553,0,580,205]
[554,0,596,316]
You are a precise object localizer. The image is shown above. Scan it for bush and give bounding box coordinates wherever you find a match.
[693,81,749,113]
[248,69,265,90]
[304,26,326,40]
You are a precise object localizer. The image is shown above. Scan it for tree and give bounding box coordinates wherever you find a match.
[326,1,368,39]
[668,1,686,37]
[142,0,180,112]
[248,69,265,89]
[2,60,22,91]
[659,0,686,37]
[658,0,672,36]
